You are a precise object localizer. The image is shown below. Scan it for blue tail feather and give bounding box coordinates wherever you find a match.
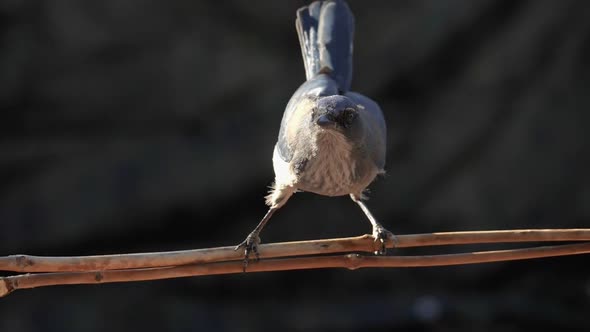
[296,0,354,92]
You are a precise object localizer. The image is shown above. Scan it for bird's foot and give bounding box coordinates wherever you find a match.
[372,225,395,255]
[234,232,261,272]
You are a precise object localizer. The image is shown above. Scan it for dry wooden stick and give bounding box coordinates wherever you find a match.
[2,229,589,273]
[2,242,589,298]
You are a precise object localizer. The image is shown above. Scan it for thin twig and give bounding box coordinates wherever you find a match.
[1,229,589,273]
[2,242,589,298]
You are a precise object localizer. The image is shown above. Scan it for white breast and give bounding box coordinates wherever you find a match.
[296,130,373,196]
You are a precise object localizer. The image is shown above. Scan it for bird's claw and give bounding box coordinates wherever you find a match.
[234,233,261,272]
[372,226,395,255]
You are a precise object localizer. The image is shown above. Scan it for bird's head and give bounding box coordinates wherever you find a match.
[314,95,360,128]
[312,95,363,140]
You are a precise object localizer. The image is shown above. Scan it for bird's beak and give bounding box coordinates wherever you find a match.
[316,114,335,128]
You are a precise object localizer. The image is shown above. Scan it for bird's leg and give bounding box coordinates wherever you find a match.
[235,184,295,271]
[234,207,277,270]
[350,194,395,254]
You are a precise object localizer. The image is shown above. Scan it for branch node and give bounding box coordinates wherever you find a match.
[345,253,363,270]
[0,278,15,298]
[15,255,34,268]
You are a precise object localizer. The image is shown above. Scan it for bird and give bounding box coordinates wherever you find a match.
[235,0,392,266]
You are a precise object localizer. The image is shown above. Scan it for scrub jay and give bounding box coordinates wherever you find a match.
[236,0,392,263]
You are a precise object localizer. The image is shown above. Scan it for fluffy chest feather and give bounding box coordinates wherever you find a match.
[295,131,368,196]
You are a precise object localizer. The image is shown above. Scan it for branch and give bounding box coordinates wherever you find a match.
[2,229,589,273]
[2,242,589,298]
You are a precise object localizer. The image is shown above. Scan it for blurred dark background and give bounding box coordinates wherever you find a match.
[1,0,590,331]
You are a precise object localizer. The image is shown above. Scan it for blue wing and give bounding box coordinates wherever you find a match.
[345,91,387,170]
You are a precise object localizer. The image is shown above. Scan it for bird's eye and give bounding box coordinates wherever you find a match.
[344,109,357,123]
